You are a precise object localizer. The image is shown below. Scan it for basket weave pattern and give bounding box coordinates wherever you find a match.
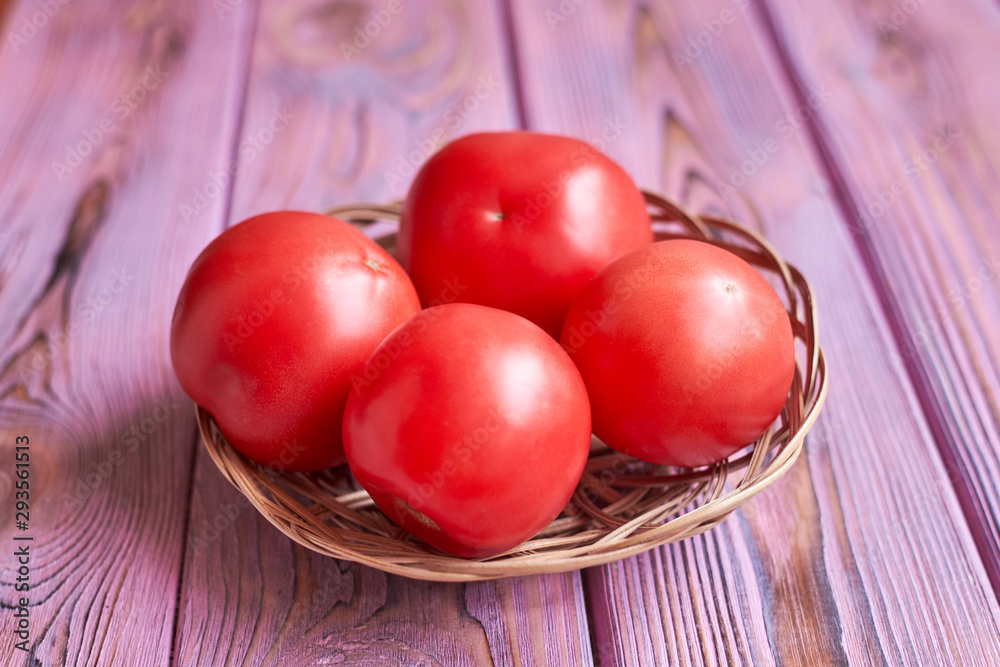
[198,191,828,581]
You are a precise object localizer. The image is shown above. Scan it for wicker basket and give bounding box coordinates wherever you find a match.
[198,190,828,582]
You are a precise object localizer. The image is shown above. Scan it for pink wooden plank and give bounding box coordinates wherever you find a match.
[509,0,1000,664]
[172,1,594,664]
[758,0,1000,591]
[0,0,256,665]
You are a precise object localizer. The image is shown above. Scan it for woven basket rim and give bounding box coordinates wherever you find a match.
[198,190,829,581]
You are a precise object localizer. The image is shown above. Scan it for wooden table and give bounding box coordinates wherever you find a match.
[2,0,999,664]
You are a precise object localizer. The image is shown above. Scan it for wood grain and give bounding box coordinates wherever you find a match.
[0,0,256,665]
[3,0,999,663]
[172,1,595,664]
[758,0,1000,591]
[508,0,1000,664]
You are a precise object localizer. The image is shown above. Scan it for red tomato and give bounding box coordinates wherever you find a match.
[398,131,653,338]
[561,239,795,467]
[170,211,420,472]
[343,303,592,558]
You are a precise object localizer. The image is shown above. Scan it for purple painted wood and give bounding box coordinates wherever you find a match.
[2,0,1000,663]
[758,0,1000,592]
[172,1,594,664]
[508,0,1000,664]
[0,0,255,664]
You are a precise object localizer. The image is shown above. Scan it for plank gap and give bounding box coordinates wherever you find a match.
[166,2,262,665]
[218,0,264,232]
[498,0,530,130]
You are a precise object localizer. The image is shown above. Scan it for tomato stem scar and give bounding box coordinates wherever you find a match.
[365,258,381,272]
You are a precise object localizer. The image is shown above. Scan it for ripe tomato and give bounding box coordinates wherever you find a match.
[398,131,653,338]
[561,239,795,467]
[170,211,420,472]
[343,303,591,558]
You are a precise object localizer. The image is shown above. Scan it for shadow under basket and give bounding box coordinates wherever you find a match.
[197,190,829,582]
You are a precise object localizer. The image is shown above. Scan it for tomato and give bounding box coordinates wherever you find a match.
[343,303,591,558]
[170,211,420,472]
[398,131,653,338]
[561,239,795,467]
